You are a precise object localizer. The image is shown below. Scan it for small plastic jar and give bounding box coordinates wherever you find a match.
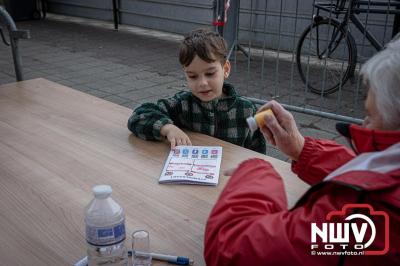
[246,109,274,132]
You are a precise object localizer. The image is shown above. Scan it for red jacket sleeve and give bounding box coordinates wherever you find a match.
[204,158,361,266]
[204,158,288,265]
[292,137,355,185]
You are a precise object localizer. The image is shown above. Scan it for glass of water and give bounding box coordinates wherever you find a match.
[132,230,152,266]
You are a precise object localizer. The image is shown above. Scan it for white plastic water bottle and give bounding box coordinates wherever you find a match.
[85,185,128,266]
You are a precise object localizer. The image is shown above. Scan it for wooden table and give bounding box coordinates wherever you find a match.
[0,78,309,265]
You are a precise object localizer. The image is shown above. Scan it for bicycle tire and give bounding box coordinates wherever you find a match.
[296,18,357,95]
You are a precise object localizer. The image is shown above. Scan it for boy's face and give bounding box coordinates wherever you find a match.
[183,55,230,102]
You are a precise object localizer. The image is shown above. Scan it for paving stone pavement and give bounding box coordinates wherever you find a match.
[0,14,355,161]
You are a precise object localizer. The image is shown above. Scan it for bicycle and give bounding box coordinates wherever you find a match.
[296,0,400,95]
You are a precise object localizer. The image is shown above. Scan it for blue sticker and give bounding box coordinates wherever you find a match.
[202,149,208,154]
[113,223,125,239]
[98,228,113,238]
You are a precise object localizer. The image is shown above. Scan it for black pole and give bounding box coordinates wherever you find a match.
[112,0,119,30]
[393,5,400,37]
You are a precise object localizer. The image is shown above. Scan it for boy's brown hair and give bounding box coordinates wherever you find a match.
[179,28,227,67]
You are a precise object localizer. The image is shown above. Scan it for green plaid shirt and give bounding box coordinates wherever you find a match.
[127,83,266,153]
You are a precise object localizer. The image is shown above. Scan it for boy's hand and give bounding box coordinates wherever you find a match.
[160,124,192,149]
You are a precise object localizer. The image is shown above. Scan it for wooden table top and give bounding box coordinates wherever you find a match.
[0,78,309,265]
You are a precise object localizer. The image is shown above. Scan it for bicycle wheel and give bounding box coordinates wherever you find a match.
[296,18,357,95]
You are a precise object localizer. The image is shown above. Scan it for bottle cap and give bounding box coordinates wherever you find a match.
[92,185,112,199]
[246,116,258,132]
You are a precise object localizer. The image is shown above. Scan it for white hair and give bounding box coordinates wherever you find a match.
[360,35,400,130]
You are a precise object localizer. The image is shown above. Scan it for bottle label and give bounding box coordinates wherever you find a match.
[86,219,126,246]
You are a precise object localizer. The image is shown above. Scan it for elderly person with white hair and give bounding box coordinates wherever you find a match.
[204,37,400,266]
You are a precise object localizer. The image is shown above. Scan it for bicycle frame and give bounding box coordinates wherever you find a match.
[350,13,382,50]
[314,0,400,52]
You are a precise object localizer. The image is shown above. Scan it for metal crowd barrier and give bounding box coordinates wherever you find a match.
[0,6,30,81]
[214,0,399,124]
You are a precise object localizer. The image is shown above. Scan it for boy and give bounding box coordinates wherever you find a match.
[127,28,266,153]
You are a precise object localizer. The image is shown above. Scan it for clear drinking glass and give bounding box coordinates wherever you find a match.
[132,230,152,266]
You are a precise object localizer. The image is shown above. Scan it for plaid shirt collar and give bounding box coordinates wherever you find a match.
[192,83,238,112]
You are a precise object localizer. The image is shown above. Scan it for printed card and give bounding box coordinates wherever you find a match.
[159,146,223,185]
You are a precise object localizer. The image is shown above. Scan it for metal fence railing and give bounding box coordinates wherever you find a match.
[216,0,400,124]
[0,6,30,81]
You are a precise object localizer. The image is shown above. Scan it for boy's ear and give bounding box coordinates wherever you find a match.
[223,60,231,79]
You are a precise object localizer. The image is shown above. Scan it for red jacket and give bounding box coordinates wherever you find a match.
[205,131,400,266]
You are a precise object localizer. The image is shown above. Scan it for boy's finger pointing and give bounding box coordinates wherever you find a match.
[187,138,192,146]
[170,139,176,149]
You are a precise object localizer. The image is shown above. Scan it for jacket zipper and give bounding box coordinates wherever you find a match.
[214,103,218,137]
